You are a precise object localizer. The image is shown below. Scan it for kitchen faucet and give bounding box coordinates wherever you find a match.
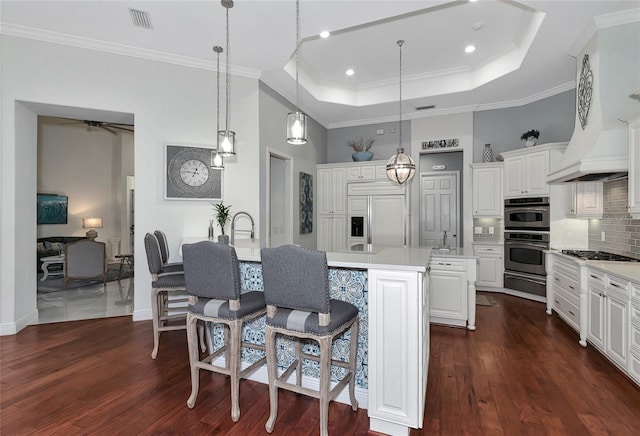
[230,211,255,245]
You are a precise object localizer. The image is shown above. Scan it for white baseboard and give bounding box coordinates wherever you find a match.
[132,308,152,321]
[1,309,39,335]
[479,286,547,304]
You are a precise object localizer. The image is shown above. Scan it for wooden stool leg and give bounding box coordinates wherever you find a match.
[229,320,242,422]
[295,338,302,386]
[265,327,278,433]
[349,320,359,411]
[151,289,162,359]
[186,314,200,408]
[318,336,332,436]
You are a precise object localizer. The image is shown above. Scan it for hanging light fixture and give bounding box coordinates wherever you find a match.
[218,0,236,156]
[386,40,416,185]
[211,45,224,170]
[286,0,308,145]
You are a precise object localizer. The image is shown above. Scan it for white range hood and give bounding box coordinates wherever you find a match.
[547,22,640,183]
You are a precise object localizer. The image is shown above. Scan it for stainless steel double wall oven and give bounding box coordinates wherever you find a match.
[504,197,550,299]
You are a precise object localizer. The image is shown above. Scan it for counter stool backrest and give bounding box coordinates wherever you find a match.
[154,230,171,265]
[260,244,330,314]
[183,241,241,300]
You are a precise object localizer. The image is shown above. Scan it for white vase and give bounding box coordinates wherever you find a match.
[525,137,537,147]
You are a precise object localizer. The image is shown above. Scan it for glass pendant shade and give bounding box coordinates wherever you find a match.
[386,149,416,184]
[218,130,235,156]
[287,111,307,145]
[211,150,224,170]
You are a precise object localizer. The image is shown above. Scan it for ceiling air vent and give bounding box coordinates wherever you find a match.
[129,8,152,29]
[416,105,436,111]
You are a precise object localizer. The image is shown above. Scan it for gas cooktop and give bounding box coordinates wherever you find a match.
[561,250,640,262]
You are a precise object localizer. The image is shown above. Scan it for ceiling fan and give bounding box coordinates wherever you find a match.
[49,117,134,135]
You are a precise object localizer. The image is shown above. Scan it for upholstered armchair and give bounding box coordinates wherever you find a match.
[64,240,107,289]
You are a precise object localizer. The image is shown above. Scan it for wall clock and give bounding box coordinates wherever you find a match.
[577,54,593,130]
[165,144,222,200]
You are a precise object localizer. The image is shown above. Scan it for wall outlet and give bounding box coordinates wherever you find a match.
[475,226,483,234]
[489,227,495,234]
[389,127,396,133]
[376,128,384,135]
[601,231,606,242]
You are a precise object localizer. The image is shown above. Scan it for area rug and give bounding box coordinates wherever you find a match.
[476,294,498,307]
[37,263,133,293]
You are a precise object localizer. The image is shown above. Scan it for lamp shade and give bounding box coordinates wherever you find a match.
[218,130,236,156]
[287,111,307,145]
[82,217,103,229]
[386,150,416,185]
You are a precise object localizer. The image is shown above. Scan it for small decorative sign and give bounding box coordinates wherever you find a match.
[421,138,459,150]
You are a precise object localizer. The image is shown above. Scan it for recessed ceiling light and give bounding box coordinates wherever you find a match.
[465,45,476,53]
[346,69,355,76]
[469,0,479,3]
[320,30,330,38]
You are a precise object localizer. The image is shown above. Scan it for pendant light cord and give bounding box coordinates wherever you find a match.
[215,47,222,138]
[295,0,300,111]
[225,4,231,131]
[398,40,404,152]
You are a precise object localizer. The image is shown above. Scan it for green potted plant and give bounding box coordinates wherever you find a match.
[348,137,375,161]
[213,202,232,244]
[520,129,540,147]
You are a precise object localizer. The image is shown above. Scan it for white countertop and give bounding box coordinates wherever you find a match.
[548,250,640,283]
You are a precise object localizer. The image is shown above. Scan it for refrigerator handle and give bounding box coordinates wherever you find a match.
[367,195,372,245]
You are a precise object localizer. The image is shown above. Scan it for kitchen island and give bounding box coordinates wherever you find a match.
[180,240,430,435]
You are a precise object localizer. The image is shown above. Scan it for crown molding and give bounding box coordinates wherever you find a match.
[475,81,575,112]
[0,22,262,79]
[569,8,640,57]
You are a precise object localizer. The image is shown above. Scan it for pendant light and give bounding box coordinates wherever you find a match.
[286,0,308,145]
[211,45,224,170]
[386,40,416,185]
[218,0,236,156]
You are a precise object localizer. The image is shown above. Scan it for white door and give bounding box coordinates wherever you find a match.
[420,172,459,247]
[370,195,406,246]
[268,152,292,247]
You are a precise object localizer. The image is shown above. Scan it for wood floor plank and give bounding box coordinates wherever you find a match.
[3,293,640,435]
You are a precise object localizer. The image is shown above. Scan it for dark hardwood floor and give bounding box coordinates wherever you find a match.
[2,292,639,435]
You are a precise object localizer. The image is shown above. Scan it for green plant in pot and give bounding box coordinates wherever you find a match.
[349,137,375,161]
[520,129,540,147]
[213,202,232,244]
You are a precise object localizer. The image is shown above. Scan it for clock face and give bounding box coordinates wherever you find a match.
[577,54,593,130]
[166,145,222,200]
[180,159,209,187]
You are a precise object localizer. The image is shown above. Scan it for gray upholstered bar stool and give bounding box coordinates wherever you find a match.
[144,232,189,359]
[260,244,359,436]
[153,230,184,272]
[182,240,267,422]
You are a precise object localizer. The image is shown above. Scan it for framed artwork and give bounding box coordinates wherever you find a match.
[299,172,313,234]
[37,194,68,224]
[165,144,222,200]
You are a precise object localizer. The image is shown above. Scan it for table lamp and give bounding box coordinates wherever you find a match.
[82,217,103,240]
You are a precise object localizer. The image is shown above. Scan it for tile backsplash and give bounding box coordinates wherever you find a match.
[588,178,640,259]
[473,218,504,242]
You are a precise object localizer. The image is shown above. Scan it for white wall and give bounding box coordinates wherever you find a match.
[1,35,260,334]
[410,113,474,250]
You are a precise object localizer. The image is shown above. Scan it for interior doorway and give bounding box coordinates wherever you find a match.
[420,171,460,247]
[267,149,293,247]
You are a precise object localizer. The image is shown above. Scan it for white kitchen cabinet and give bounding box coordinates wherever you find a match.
[317,214,345,252]
[368,268,428,433]
[428,256,476,330]
[346,165,376,181]
[502,143,567,198]
[565,182,603,218]
[472,243,503,288]
[627,113,640,219]
[471,163,503,217]
[317,167,346,215]
[606,289,629,370]
[587,270,606,351]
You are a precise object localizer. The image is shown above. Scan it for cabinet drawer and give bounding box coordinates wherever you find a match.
[608,275,630,299]
[632,282,640,303]
[552,270,579,298]
[430,258,465,270]
[629,350,640,385]
[632,301,640,325]
[473,245,503,256]
[588,270,606,289]
[554,282,579,307]
[553,256,579,276]
[631,322,640,354]
[553,293,580,331]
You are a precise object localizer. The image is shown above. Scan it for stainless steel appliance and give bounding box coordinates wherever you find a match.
[503,197,551,299]
[504,231,549,298]
[504,197,550,231]
[561,250,639,262]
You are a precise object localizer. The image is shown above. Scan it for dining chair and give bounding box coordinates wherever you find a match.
[144,232,189,359]
[182,240,267,422]
[153,229,184,272]
[260,244,359,436]
[64,240,107,289]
